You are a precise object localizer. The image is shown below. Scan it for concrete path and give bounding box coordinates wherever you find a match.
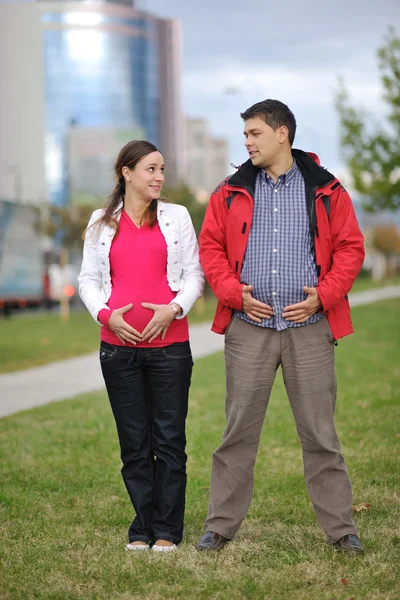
[0,321,224,419]
[1,286,399,419]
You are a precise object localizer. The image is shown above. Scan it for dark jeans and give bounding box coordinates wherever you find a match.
[100,340,193,545]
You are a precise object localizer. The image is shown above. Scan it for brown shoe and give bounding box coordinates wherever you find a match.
[195,531,229,551]
[333,534,364,554]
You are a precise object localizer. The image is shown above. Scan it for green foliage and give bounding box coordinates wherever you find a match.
[335,27,400,211]
[37,203,94,250]
[38,182,206,249]
[372,224,400,256]
[162,182,207,236]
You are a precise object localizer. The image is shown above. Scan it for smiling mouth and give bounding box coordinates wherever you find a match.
[249,151,258,157]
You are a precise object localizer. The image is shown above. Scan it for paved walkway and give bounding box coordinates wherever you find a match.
[1,286,399,419]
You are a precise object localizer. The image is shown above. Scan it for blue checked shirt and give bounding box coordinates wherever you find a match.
[235,159,322,330]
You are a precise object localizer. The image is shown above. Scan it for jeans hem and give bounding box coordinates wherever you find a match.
[153,534,181,545]
[128,535,152,544]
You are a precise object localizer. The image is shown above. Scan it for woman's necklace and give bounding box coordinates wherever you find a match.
[125,209,144,228]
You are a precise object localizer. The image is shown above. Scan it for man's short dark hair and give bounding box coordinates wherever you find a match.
[240,99,297,146]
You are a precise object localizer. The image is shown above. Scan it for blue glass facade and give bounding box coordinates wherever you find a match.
[42,12,160,205]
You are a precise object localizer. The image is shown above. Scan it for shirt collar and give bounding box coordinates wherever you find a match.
[262,158,299,186]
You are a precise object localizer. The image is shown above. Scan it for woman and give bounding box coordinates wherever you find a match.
[78,140,204,552]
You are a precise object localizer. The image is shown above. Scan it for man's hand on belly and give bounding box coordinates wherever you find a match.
[242,285,274,323]
[282,286,322,323]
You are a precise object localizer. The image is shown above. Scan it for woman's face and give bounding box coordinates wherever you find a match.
[124,151,165,201]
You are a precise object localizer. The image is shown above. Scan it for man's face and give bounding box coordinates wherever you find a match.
[243,117,284,169]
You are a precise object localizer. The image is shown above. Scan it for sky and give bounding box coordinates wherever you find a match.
[139,0,399,185]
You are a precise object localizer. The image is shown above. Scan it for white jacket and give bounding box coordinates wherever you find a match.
[78,201,205,324]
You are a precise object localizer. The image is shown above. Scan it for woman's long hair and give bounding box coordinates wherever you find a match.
[84,140,161,239]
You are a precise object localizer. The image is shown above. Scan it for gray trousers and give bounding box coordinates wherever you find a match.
[205,316,358,543]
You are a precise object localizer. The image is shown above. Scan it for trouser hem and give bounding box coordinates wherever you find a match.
[328,529,359,545]
[205,525,232,541]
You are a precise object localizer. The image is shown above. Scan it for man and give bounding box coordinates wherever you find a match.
[196,99,365,553]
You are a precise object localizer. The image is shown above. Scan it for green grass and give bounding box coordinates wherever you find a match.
[1,300,399,599]
[0,274,398,374]
[350,274,400,293]
[0,311,97,374]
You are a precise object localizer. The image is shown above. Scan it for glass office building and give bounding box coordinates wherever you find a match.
[40,4,160,205]
[0,0,184,206]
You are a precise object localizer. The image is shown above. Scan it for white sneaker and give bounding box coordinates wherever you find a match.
[126,542,150,551]
[152,543,177,553]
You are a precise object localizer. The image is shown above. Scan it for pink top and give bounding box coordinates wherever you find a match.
[98,210,189,347]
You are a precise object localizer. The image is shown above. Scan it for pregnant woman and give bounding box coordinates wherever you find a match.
[78,140,204,552]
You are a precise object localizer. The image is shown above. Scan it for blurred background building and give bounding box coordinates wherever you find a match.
[0,0,186,206]
[186,117,230,202]
[0,0,230,310]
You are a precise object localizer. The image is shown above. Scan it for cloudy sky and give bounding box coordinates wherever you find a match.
[141,0,398,183]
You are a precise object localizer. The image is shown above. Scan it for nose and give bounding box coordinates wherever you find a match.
[155,171,164,182]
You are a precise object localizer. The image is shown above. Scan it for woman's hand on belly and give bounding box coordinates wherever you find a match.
[141,303,176,343]
[108,303,143,345]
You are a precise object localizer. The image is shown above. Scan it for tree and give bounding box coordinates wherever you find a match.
[37,203,94,251]
[161,182,207,236]
[335,27,400,211]
[371,224,400,276]
[372,224,400,256]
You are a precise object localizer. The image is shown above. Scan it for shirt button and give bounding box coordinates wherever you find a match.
[286,183,289,187]
[274,189,278,193]
[272,292,277,296]
[272,270,277,273]
[274,228,278,232]
[273,249,277,252]
[274,208,278,212]
[166,222,170,226]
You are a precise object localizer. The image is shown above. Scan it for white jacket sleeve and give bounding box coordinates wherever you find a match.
[171,207,205,317]
[78,211,110,324]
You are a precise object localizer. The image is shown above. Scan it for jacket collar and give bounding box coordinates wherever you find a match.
[227,149,336,195]
[111,199,169,219]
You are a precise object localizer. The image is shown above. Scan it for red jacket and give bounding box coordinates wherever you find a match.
[199,149,365,341]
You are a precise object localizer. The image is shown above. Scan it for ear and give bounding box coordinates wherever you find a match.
[278,126,289,144]
[121,166,131,181]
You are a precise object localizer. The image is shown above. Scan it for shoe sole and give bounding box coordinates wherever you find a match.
[126,544,150,551]
[152,544,177,552]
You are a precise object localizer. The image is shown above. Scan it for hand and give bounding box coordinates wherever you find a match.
[141,303,176,342]
[108,304,142,345]
[282,286,322,323]
[242,284,274,323]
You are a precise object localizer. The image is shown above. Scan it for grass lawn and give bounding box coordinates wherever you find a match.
[350,274,400,293]
[1,300,399,599]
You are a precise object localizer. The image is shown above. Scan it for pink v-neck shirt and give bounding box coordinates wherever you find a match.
[98,211,189,347]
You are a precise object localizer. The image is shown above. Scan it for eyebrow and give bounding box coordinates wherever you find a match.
[146,163,165,167]
[244,129,262,135]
